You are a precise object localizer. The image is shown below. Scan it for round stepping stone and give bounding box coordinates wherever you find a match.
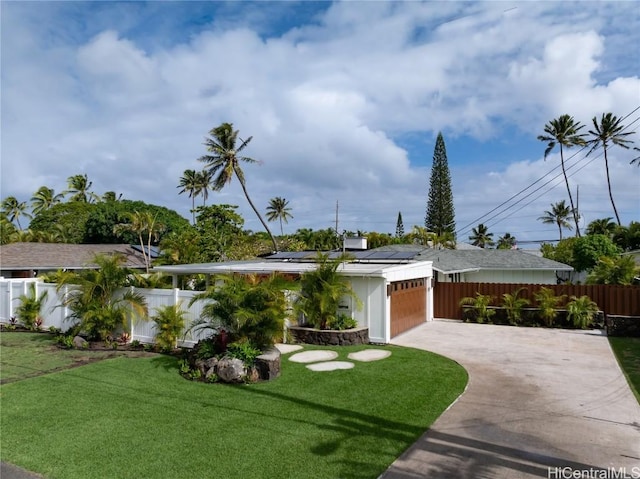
[348,349,392,362]
[307,361,354,372]
[275,344,303,354]
[289,350,338,363]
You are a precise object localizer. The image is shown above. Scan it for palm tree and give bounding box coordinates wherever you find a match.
[266,197,293,235]
[102,191,122,202]
[538,114,586,236]
[30,187,63,216]
[198,122,278,251]
[196,169,213,206]
[586,217,616,237]
[1,196,31,230]
[497,233,517,250]
[469,223,494,248]
[538,200,573,240]
[587,113,637,226]
[64,174,99,203]
[114,211,165,273]
[177,169,201,224]
[56,254,148,341]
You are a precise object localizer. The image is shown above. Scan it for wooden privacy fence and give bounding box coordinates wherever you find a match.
[434,282,640,320]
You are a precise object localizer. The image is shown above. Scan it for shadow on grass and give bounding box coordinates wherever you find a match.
[149,354,179,372]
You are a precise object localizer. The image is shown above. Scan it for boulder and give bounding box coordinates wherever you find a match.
[217,357,245,383]
[73,336,88,349]
[255,348,281,380]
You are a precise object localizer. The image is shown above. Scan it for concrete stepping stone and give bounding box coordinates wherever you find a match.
[347,349,392,362]
[289,350,338,363]
[307,361,355,372]
[275,344,303,354]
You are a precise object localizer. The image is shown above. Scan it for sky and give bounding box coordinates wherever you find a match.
[1,0,639,245]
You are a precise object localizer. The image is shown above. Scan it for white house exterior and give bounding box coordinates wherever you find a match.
[154,259,434,344]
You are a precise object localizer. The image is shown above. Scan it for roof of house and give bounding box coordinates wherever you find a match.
[0,243,148,271]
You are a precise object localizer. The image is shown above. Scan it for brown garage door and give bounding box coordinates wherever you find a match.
[390,278,427,337]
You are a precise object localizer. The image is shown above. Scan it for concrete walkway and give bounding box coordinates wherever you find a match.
[382,320,640,479]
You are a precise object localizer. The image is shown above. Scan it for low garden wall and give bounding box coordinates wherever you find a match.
[606,316,640,337]
[288,326,369,346]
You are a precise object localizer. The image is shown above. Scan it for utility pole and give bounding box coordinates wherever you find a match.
[335,200,339,234]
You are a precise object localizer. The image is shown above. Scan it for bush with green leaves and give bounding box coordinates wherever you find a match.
[152,303,188,351]
[294,253,362,330]
[14,283,49,330]
[566,295,599,329]
[459,293,495,323]
[587,255,639,285]
[533,287,566,327]
[326,313,358,330]
[56,254,148,341]
[190,273,296,350]
[501,288,530,326]
[226,340,261,365]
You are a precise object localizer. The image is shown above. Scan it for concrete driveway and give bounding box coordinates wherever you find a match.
[382,320,640,479]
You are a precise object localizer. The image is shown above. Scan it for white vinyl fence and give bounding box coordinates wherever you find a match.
[0,279,211,347]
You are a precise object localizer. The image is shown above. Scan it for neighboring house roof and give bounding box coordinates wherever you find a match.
[413,249,574,274]
[0,243,148,271]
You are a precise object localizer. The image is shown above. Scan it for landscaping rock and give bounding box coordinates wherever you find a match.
[255,348,281,380]
[73,336,88,349]
[217,357,245,383]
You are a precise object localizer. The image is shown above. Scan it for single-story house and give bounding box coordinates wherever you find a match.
[154,257,434,344]
[0,242,150,278]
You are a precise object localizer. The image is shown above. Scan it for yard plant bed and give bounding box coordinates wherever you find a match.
[0,340,467,479]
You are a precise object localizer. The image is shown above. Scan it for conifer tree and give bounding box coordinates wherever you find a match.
[425,132,456,237]
[395,212,404,237]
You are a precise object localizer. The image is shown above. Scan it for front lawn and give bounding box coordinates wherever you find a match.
[0,332,133,384]
[0,340,467,479]
[609,336,640,403]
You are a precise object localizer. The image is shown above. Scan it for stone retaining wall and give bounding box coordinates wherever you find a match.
[606,315,640,337]
[288,326,369,346]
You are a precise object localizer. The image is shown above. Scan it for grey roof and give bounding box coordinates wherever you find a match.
[413,249,573,274]
[0,243,148,271]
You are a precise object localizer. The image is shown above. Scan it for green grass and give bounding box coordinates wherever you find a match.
[0,332,128,383]
[609,336,640,403]
[0,336,467,479]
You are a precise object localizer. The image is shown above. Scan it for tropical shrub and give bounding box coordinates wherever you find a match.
[587,255,639,285]
[294,254,362,330]
[152,303,188,351]
[501,288,530,326]
[459,293,495,323]
[326,313,358,330]
[56,254,148,341]
[226,339,261,365]
[533,287,565,327]
[566,295,599,329]
[14,283,49,330]
[190,273,296,350]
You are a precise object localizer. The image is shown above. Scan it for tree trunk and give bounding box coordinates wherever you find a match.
[236,170,278,252]
[603,147,621,226]
[560,146,581,237]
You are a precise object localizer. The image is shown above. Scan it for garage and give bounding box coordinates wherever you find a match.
[389,278,427,337]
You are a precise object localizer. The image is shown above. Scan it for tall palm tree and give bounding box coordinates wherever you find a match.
[266,197,293,235]
[469,223,494,248]
[1,196,31,230]
[586,217,616,237]
[587,113,637,226]
[64,174,99,203]
[538,114,586,237]
[177,169,201,224]
[198,122,278,252]
[497,233,517,250]
[538,200,573,240]
[30,186,63,216]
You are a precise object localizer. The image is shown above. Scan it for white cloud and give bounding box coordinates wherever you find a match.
[1,1,638,243]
